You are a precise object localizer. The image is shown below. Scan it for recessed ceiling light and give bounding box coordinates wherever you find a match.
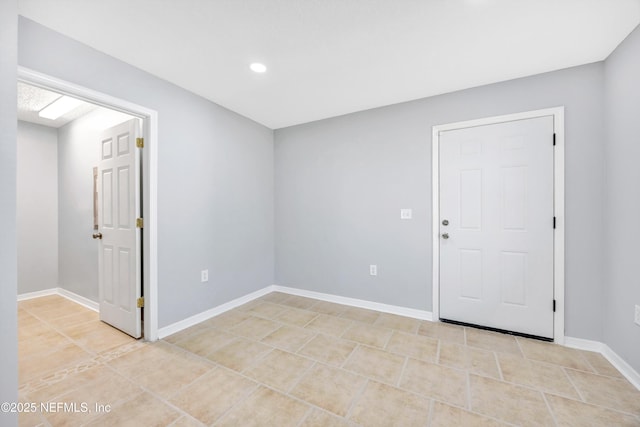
[250,63,267,73]
[38,96,83,120]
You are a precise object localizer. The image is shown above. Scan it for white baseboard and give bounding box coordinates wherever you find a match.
[272,285,433,321]
[57,288,99,312]
[156,285,433,340]
[18,287,98,312]
[565,336,640,390]
[601,344,640,391]
[564,336,605,352]
[17,288,58,301]
[157,286,275,339]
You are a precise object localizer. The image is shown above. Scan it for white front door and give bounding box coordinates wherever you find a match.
[97,118,142,338]
[439,116,554,338]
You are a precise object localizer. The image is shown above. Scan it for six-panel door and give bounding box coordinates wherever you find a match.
[98,118,142,338]
[439,116,554,339]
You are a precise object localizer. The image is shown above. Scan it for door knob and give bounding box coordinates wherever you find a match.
[92,233,103,240]
[441,233,449,239]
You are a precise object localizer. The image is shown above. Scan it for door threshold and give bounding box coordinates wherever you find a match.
[440,318,553,342]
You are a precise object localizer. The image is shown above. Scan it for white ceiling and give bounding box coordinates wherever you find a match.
[18,83,137,130]
[17,82,97,128]
[18,0,640,129]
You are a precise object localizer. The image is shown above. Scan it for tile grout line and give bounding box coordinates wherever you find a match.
[396,356,409,388]
[20,348,100,396]
[381,328,395,349]
[283,347,433,412]
[564,365,640,383]
[32,306,136,363]
[549,393,640,420]
[340,326,394,350]
[214,359,355,424]
[343,378,369,420]
[514,336,526,358]
[541,391,560,427]
[113,376,209,425]
[271,329,319,355]
[429,395,521,426]
[494,351,504,381]
[575,350,598,374]
[465,371,472,411]
[339,308,381,326]
[294,405,315,427]
[469,364,640,420]
[50,363,166,424]
[581,351,600,374]
[20,313,144,400]
[210,382,262,426]
[157,356,222,400]
[340,343,361,370]
[464,366,584,402]
[291,311,320,328]
[425,399,435,427]
[237,346,277,375]
[166,414,206,427]
[286,360,318,395]
[562,366,587,402]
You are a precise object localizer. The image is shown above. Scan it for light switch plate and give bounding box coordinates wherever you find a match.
[369,265,377,276]
[201,269,209,283]
[400,209,412,219]
[635,305,640,326]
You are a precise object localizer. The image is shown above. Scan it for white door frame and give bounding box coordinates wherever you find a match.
[18,66,159,341]
[431,107,565,344]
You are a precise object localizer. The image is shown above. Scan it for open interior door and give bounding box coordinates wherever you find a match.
[96,118,142,338]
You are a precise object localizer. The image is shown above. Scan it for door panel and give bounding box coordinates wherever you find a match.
[97,118,141,338]
[439,116,554,338]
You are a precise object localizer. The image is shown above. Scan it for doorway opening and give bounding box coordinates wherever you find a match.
[17,67,158,341]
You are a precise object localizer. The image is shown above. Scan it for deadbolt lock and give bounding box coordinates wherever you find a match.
[442,219,449,226]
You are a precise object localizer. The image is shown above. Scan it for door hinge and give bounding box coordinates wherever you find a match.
[136,137,144,148]
[136,218,144,228]
[553,217,556,229]
[137,297,144,308]
[553,133,556,146]
[553,299,556,312]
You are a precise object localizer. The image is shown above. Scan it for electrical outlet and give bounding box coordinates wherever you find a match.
[400,209,412,219]
[635,305,640,326]
[369,265,377,276]
[201,269,209,283]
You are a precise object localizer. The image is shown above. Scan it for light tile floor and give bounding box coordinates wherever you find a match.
[17,293,640,426]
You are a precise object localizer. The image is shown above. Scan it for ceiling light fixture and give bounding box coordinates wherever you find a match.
[250,63,267,73]
[38,96,83,120]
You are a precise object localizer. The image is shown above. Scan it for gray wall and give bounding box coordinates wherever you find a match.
[19,17,275,328]
[603,24,640,373]
[57,109,134,302]
[1,1,18,425]
[17,121,58,295]
[276,63,605,341]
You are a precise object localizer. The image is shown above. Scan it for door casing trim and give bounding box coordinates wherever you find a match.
[431,107,565,344]
[18,66,159,341]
